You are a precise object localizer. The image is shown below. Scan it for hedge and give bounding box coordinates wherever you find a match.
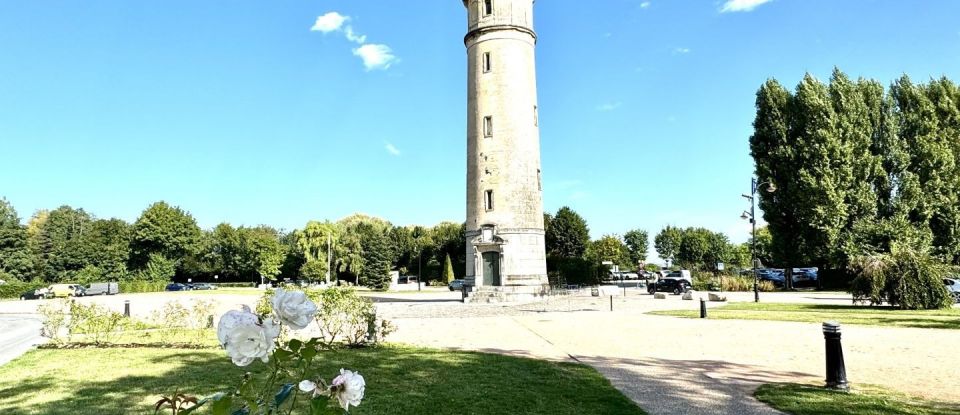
[118,280,168,294]
[0,282,49,299]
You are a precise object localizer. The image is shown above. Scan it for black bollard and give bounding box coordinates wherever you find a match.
[699,298,707,318]
[124,300,130,317]
[609,295,613,311]
[822,322,849,390]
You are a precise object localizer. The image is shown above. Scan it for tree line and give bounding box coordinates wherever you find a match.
[751,69,960,271]
[1,197,758,289]
[0,199,467,290]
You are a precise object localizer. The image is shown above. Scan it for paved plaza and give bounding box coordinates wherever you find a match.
[1,289,958,414]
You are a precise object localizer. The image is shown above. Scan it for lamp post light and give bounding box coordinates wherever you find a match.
[741,177,776,303]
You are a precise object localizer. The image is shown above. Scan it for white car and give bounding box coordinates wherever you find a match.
[944,278,960,303]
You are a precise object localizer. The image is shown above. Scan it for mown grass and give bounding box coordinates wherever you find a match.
[648,302,960,329]
[0,345,646,415]
[755,383,960,415]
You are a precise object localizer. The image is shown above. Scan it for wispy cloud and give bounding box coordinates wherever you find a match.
[344,26,366,44]
[311,11,398,71]
[673,47,691,54]
[311,12,348,33]
[384,142,401,156]
[720,0,774,13]
[640,1,651,8]
[596,102,622,112]
[353,44,397,71]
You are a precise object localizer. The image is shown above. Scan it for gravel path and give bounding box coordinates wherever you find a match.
[380,291,960,415]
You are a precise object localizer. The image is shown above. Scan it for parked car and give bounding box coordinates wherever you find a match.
[47,284,80,298]
[190,283,216,290]
[85,282,119,296]
[647,278,691,295]
[448,279,465,291]
[72,285,86,297]
[663,270,693,282]
[620,272,640,280]
[20,289,48,300]
[165,283,191,292]
[944,278,960,303]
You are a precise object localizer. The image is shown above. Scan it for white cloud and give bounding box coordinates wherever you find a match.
[344,26,367,44]
[353,44,397,71]
[596,102,622,112]
[311,12,349,33]
[673,47,691,54]
[720,0,774,13]
[384,142,401,156]
[640,1,651,8]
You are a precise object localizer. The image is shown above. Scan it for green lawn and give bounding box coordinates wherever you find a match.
[755,383,960,415]
[0,345,646,415]
[648,302,960,329]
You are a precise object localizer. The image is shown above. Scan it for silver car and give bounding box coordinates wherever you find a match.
[944,278,960,303]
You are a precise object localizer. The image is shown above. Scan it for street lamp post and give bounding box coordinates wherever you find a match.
[742,177,776,303]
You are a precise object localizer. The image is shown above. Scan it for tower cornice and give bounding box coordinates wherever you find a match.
[463,24,537,46]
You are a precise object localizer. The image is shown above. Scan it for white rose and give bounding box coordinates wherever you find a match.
[330,369,365,411]
[217,306,280,366]
[271,288,318,330]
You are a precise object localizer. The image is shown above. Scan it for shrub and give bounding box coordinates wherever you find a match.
[257,286,393,347]
[150,299,216,345]
[0,282,48,299]
[118,280,168,294]
[849,247,954,310]
[38,299,126,345]
[691,274,775,292]
[68,301,126,345]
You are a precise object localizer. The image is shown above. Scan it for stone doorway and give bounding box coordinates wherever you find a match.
[482,251,501,286]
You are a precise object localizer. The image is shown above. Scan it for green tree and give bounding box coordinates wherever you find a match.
[357,223,392,290]
[82,218,132,278]
[239,226,285,282]
[294,221,337,282]
[0,198,33,281]
[622,229,649,266]
[32,206,93,282]
[654,226,683,266]
[442,254,455,284]
[587,235,630,268]
[129,202,202,273]
[546,207,590,259]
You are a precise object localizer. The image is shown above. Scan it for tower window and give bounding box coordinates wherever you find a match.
[483,0,493,16]
[483,116,493,137]
[483,52,492,73]
[534,105,538,126]
[537,169,542,191]
[484,190,494,210]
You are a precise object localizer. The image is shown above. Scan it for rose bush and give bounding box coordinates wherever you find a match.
[160,289,368,415]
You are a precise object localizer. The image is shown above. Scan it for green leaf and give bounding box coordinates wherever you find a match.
[273,348,293,362]
[212,394,233,415]
[274,383,295,408]
[301,344,317,362]
[288,338,303,352]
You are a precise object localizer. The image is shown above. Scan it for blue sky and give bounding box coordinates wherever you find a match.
[1,0,959,253]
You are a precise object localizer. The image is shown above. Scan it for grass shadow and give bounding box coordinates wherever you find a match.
[0,345,646,415]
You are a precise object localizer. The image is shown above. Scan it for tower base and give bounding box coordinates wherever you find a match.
[465,284,550,304]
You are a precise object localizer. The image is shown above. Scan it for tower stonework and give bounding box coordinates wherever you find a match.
[463,0,548,293]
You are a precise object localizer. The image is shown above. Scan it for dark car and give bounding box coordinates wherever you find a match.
[165,283,191,292]
[20,290,47,300]
[190,283,216,290]
[448,279,465,291]
[647,278,691,295]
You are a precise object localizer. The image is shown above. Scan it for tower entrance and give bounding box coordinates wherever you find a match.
[481,252,501,286]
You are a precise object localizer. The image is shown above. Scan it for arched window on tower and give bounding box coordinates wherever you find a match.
[483,0,493,16]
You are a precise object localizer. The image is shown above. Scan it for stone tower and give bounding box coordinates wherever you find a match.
[463,0,548,293]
